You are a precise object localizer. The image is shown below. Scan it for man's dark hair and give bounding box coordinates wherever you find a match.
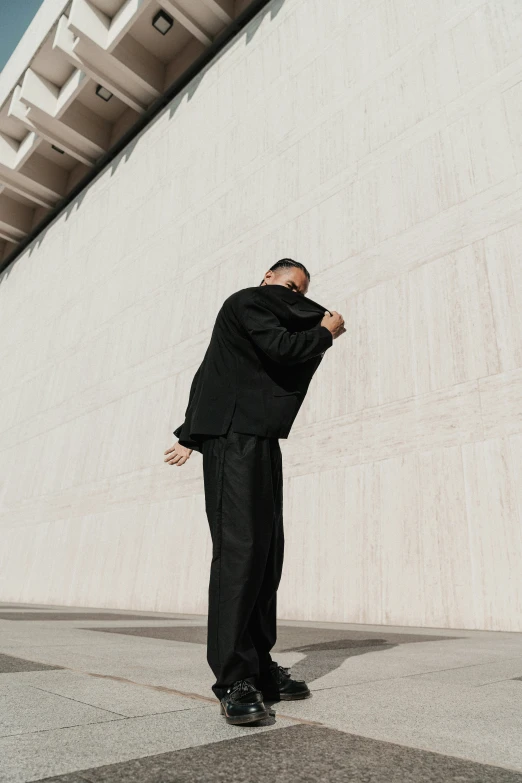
[259,258,311,286]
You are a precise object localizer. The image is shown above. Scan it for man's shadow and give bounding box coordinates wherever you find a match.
[270,626,461,688]
[279,637,397,685]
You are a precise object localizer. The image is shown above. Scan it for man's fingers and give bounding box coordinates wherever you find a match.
[165,448,191,465]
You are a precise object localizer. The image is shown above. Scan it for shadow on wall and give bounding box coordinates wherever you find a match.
[0,0,288,287]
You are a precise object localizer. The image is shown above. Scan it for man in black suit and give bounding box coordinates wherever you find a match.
[164,259,345,725]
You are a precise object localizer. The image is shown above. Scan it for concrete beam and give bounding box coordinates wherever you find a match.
[76,35,160,109]
[0,164,61,209]
[0,193,34,241]
[158,0,213,46]
[0,230,19,245]
[25,108,106,167]
[107,0,156,52]
[0,238,12,262]
[200,0,233,24]
[60,3,163,111]
[0,132,19,168]
[54,15,150,114]
[0,130,39,169]
[56,68,90,116]
[68,0,111,49]
[16,131,41,168]
[109,34,164,95]
[15,72,110,166]
[19,151,69,200]
[68,0,158,52]
[0,131,64,208]
[69,0,164,93]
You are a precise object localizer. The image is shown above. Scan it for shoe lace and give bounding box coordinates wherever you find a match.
[272,664,291,682]
[230,678,256,695]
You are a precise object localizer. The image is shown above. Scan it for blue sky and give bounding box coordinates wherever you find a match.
[0,0,45,72]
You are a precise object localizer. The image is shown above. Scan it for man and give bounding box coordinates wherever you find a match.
[164,259,345,725]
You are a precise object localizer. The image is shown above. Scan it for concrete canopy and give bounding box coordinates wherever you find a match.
[0,0,257,264]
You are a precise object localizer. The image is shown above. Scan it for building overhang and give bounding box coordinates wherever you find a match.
[0,0,268,270]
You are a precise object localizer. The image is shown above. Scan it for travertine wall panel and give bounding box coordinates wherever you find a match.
[1,0,521,630]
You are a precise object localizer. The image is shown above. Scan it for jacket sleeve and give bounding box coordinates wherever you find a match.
[173,362,203,449]
[239,292,333,365]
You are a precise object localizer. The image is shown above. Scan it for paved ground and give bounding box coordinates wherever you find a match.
[1,603,521,782]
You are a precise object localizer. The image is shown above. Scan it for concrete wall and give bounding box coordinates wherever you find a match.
[1,0,522,631]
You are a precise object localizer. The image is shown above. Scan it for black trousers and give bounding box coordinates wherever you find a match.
[201,426,284,700]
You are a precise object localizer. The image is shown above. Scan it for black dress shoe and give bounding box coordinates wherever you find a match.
[219,678,271,725]
[258,662,311,701]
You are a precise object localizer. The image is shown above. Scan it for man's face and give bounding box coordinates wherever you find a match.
[262,268,309,296]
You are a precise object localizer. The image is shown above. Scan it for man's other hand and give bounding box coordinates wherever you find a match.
[164,441,193,466]
[321,310,346,339]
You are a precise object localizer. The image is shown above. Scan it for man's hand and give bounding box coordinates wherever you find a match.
[164,441,193,466]
[321,310,346,339]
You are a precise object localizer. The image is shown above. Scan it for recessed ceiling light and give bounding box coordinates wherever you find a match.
[152,9,174,34]
[95,84,113,102]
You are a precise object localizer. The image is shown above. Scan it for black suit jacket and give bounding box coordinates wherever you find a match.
[173,284,334,452]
